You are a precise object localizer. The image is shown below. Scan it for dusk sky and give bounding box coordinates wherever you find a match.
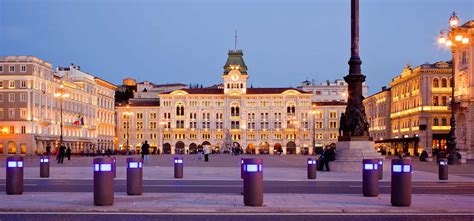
[1,0,473,95]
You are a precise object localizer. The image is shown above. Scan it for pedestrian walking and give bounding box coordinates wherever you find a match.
[141,140,150,163]
[197,145,203,161]
[204,145,210,162]
[66,147,72,160]
[57,145,66,164]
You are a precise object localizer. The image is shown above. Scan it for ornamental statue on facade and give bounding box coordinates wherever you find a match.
[222,129,233,153]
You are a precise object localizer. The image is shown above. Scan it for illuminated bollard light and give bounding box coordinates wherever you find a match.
[362,159,379,197]
[127,157,143,195]
[40,156,50,178]
[112,157,116,178]
[307,158,317,179]
[174,156,183,178]
[439,159,448,180]
[243,158,263,207]
[93,157,114,206]
[6,156,24,195]
[240,158,245,179]
[377,159,383,180]
[391,158,412,207]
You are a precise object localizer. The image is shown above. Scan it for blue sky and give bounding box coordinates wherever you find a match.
[1,0,473,95]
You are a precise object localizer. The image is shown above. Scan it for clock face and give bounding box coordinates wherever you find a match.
[231,75,239,81]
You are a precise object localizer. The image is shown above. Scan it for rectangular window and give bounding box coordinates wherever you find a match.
[20,80,26,88]
[8,108,15,119]
[136,121,143,129]
[0,94,3,102]
[0,109,3,119]
[9,80,15,88]
[20,108,27,119]
[150,121,157,129]
[136,113,143,119]
[9,65,15,72]
[21,126,26,134]
[0,65,3,72]
[0,81,3,88]
[8,93,14,102]
[20,93,27,102]
[20,65,27,72]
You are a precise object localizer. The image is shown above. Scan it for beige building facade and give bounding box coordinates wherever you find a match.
[116,50,314,155]
[451,20,474,160]
[364,62,453,156]
[0,57,116,155]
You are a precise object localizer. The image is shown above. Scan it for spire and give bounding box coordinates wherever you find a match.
[234,29,238,50]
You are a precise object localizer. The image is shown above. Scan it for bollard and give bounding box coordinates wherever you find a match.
[377,159,383,180]
[40,156,50,178]
[439,159,448,180]
[174,156,183,178]
[362,159,379,197]
[243,158,263,206]
[6,156,24,195]
[307,158,317,179]
[127,157,143,195]
[391,158,412,207]
[93,157,114,206]
[240,158,244,179]
[112,157,116,178]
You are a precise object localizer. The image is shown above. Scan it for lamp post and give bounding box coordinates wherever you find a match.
[290,116,298,153]
[309,105,319,155]
[160,118,168,154]
[123,105,133,155]
[54,84,70,150]
[437,12,469,165]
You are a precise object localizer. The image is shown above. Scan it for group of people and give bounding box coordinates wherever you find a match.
[52,145,72,164]
[197,144,211,161]
[318,146,336,171]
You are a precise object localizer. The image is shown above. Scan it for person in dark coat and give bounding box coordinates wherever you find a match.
[66,147,72,160]
[339,113,346,137]
[318,147,332,171]
[57,145,66,164]
[141,141,150,163]
[46,145,51,156]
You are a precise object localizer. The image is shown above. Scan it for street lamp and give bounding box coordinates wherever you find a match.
[54,84,70,149]
[308,104,319,155]
[159,118,168,154]
[290,116,298,153]
[123,105,133,155]
[437,12,469,165]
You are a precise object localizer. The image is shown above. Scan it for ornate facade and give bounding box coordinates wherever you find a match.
[116,50,314,154]
[0,57,116,155]
[364,62,453,156]
[452,20,474,160]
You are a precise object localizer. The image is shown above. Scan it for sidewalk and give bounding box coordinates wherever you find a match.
[1,166,474,182]
[0,192,472,214]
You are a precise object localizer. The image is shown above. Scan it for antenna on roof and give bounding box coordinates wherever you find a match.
[234,29,238,50]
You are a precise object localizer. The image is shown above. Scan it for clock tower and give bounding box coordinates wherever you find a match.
[222,50,248,95]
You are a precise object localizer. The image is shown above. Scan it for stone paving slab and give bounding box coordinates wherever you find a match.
[0,192,472,214]
[1,166,474,182]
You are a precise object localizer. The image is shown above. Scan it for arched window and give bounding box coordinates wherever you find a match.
[441,117,447,126]
[231,103,240,117]
[441,78,448,87]
[176,103,185,116]
[433,117,439,126]
[433,78,439,88]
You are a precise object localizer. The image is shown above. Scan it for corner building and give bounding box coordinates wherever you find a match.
[0,57,116,155]
[158,50,312,154]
